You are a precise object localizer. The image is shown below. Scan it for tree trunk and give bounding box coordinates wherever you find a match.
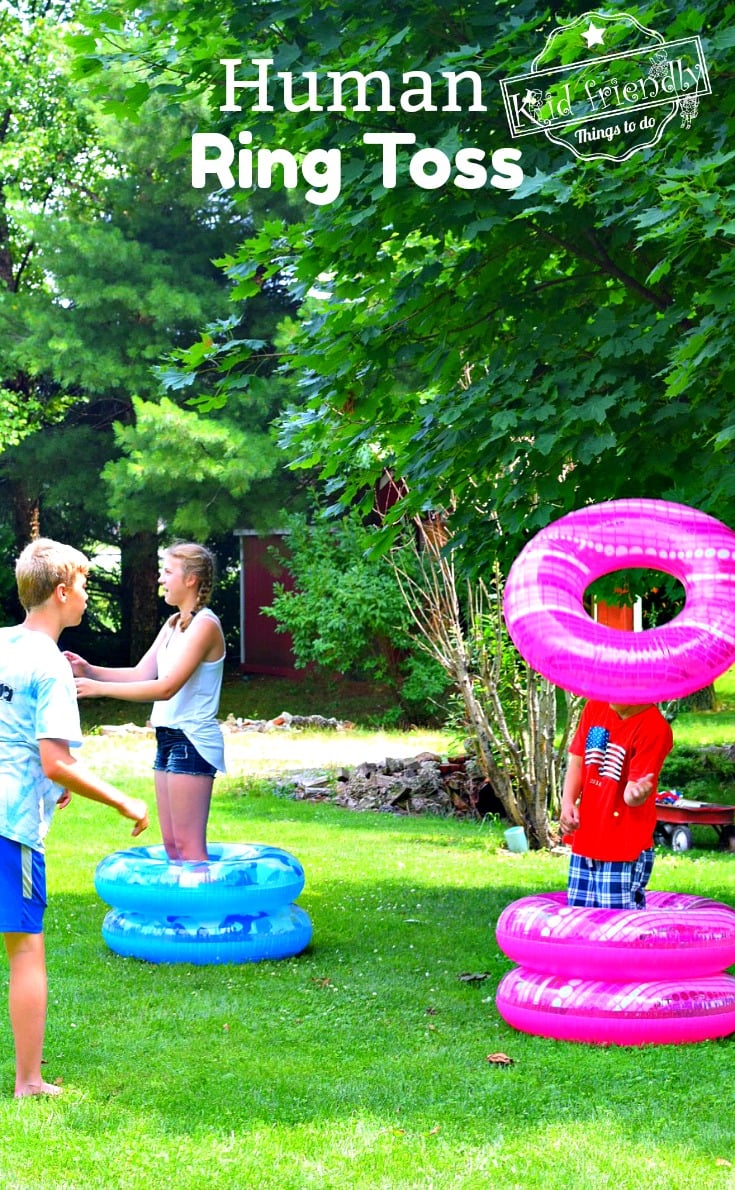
[7,477,40,547]
[679,684,717,712]
[120,529,159,664]
[392,528,584,850]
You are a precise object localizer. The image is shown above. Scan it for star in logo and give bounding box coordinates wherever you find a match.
[582,21,605,48]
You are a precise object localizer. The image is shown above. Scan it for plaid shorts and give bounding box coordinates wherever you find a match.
[567,848,655,909]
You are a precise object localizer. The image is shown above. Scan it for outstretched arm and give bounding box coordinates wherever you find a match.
[64,631,164,684]
[74,615,223,704]
[40,739,148,835]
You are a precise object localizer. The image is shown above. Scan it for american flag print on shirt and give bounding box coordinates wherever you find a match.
[584,725,627,782]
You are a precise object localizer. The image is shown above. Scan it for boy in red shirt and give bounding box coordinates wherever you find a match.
[559,701,674,908]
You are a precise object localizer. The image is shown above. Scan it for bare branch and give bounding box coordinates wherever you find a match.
[390,518,576,848]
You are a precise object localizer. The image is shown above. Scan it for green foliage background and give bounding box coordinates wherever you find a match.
[3,0,734,679]
[76,0,735,570]
[265,513,451,722]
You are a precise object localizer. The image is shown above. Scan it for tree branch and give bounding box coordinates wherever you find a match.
[531,222,673,312]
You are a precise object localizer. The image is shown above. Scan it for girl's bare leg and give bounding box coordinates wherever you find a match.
[156,772,212,862]
[154,770,178,859]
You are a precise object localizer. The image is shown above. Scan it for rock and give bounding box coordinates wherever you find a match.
[331,753,478,816]
[224,710,352,733]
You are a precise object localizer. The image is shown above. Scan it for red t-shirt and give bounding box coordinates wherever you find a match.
[568,701,674,862]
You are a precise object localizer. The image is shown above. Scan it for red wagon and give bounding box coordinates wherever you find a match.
[655,794,735,852]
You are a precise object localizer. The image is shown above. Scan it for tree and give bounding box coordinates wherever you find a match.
[81,0,735,561]
[0,11,298,654]
[70,1,735,827]
[393,522,581,846]
[103,394,280,541]
[264,512,451,724]
[0,0,105,537]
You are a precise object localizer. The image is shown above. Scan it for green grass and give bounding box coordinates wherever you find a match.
[3,673,733,1187]
[660,670,735,811]
[674,712,735,748]
[3,748,735,1188]
[673,667,735,748]
[77,670,419,733]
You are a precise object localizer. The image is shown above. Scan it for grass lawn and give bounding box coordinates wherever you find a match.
[76,670,422,733]
[670,666,735,749]
[2,674,735,1188]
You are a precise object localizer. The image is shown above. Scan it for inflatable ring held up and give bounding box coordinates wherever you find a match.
[95,843,312,965]
[503,498,735,702]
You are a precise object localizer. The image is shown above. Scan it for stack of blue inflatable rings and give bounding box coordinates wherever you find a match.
[94,843,313,965]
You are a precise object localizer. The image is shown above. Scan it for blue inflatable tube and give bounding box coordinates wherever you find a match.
[102,903,313,965]
[95,842,312,965]
[95,843,305,916]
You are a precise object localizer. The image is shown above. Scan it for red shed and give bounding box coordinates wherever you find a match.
[594,598,642,631]
[235,530,299,677]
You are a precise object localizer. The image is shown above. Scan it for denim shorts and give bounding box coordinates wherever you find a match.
[153,727,216,777]
[0,836,46,933]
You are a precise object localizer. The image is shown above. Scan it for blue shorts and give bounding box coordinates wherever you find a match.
[0,836,46,934]
[153,727,216,778]
[567,848,655,909]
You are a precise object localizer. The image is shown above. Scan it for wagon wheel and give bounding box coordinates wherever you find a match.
[671,825,693,852]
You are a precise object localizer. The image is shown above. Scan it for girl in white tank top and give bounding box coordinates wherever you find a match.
[66,543,225,861]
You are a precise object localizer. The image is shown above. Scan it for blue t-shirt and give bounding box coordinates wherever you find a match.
[0,626,82,850]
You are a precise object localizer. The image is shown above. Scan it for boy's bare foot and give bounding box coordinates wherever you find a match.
[14,1080,63,1098]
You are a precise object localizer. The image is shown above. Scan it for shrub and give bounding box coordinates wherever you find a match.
[264,512,451,724]
[660,744,735,801]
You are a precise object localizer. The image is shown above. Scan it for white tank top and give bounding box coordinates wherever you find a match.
[149,608,226,772]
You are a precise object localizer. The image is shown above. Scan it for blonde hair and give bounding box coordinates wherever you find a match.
[166,542,216,630]
[16,537,89,612]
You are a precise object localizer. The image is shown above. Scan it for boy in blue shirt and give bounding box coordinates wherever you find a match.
[0,539,148,1097]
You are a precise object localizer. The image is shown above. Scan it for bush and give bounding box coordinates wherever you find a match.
[264,513,451,724]
[660,744,735,802]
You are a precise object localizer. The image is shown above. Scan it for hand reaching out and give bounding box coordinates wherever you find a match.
[623,773,655,807]
[125,797,149,836]
[63,650,91,678]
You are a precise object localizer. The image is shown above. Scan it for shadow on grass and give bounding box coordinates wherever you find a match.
[38,863,735,1161]
[26,783,735,1185]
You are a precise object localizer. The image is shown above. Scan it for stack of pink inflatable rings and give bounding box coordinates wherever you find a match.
[496,892,735,1045]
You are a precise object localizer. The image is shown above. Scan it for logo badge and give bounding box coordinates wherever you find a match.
[500,10,710,162]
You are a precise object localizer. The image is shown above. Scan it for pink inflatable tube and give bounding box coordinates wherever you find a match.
[503,498,735,702]
[496,891,735,980]
[496,968,735,1046]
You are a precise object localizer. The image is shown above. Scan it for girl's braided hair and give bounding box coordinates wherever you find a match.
[166,542,216,631]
